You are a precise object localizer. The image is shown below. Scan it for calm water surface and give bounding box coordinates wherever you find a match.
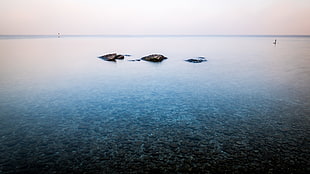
[0,36,309,173]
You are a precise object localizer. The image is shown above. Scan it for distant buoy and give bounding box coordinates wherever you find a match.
[273,39,277,45]
[58,33,60,38]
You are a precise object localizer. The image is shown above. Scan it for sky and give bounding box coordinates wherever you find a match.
[0,0,309,35]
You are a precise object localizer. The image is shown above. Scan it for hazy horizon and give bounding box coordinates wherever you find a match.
[1,0,310,35]
[1,34,310,37]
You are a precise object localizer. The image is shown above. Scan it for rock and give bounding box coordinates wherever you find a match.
[170,143,178,148]
[185,57,207,63]
[236,141,243,145]
[115,55,125,59]
[141,54,167,62]
[99,53,124,61]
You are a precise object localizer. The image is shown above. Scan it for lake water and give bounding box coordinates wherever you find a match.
[0,35,309,173]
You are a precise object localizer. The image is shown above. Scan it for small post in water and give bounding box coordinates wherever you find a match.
[273,39,277,45]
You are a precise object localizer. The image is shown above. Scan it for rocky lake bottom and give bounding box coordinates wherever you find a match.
[0,92,309,174]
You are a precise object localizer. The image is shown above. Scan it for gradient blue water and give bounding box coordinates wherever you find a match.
[0,36,309,173]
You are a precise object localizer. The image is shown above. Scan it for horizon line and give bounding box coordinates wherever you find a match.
[1,34,310,38]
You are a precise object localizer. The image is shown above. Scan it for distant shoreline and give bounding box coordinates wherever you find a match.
[1,34,310,39]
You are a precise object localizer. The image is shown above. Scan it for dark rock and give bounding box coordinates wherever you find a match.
[115,55,125,59]
[170,143,178,148]
[141,54,167,62]
[99,53,124,61]
[185,57,207,63]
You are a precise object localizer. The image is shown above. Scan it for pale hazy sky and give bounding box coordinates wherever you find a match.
[0,0,309,35]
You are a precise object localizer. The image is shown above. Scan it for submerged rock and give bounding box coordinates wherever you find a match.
[185,57,207,63]
[99,53,124,61]
[141,54,167,62]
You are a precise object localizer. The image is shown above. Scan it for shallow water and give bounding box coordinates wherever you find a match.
[0,36,309,173]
